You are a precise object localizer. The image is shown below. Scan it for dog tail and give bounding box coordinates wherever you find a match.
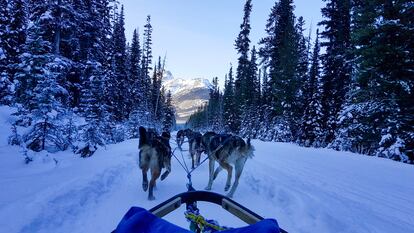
[139,126,147,148]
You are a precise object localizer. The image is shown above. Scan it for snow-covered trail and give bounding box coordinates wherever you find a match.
[0,133,414,233]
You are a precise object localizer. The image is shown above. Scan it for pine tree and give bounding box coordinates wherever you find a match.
[241,46,260,137]
[293,16,310,138]
[318,0,352,145]
[250,47,260,107]
[259,1,279,67]
[129,29,142,110]
[259,0,298,141]
[163,91,175,132]
[300,30,323,147]
[111,5,128,121]
[77,61,106,157]
[18,20,68,152]
[141,15,153,115]
[6,0,27,98]
[223,66,238,133]
[0,0,11,104]
[332,0,413,162]
[234,0,252,133]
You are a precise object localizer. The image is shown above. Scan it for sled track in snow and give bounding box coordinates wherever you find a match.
[19,162,134,233]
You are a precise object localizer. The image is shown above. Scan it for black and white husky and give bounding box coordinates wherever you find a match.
[204,133,254,198]
[188,131,203,169]
[176,128,193,150]
[139,126,172,200]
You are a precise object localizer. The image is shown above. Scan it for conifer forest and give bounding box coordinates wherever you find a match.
[0,0,413,163]
[187,0,414,163]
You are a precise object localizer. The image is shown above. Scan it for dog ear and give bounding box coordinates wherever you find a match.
[139,126,147,136]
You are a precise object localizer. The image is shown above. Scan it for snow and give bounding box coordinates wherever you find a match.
[164,77,212,96]
[0,106,414,233]
[0,48,5,60]
[163,73,212,123]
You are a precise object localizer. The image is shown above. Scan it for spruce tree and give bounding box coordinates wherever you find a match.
[241,46,259,137]
[234,0,252,133]
[112,5,128,121]
[141,15,153,115]
[300,30,323,147]
[259,0,297,141]
[6,0,27,92]
[163,91,175,132]
[223,66,238,133]
[293,16,310,138]
[318,0,352,145]
[0,0,11,104]
[18,20,68,152]
[333,0,413,162]
[129,29,142,110]
[77,61,106,157]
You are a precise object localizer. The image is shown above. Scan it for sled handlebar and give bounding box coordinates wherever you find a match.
[149,191,287,233]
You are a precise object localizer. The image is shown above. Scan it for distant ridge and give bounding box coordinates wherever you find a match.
[163,71,211,123]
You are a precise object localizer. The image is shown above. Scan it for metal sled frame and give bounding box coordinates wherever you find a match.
[150,191,287,233]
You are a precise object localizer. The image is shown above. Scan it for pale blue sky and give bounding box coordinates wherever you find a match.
[120,0,325,82]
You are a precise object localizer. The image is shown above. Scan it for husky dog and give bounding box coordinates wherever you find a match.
[176,128,193,150]
[188,131,203,169]
[139,126,172,200]
[201,131,217,155]
[205,134,254,198]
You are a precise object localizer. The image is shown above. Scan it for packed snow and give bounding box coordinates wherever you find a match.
[0,106,413,233]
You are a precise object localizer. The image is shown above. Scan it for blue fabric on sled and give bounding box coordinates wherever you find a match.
[114,207,281,233]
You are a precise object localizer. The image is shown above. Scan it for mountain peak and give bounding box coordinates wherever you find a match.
[163,71,211,123]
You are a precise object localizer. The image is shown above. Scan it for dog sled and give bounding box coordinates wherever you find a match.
[113,190,287,233]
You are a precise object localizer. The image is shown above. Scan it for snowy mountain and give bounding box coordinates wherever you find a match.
[163,71,211,123]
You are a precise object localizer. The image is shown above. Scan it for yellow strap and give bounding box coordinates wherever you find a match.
[185,213,225,231]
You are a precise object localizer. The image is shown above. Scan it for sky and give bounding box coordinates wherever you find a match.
[120,0,325,83]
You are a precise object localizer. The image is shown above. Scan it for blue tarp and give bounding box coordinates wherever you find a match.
[114,207,281,233]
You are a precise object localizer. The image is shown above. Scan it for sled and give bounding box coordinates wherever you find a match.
[113,190,287,233]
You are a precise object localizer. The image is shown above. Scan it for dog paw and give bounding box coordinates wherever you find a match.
[148,195,155,201]
[142,182,148,191]
[161,171,170,181]
[205,186,212,191]
[226,193,234,198]
[224,185,230,192]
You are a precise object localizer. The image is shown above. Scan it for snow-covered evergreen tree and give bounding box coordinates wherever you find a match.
[332,0,413,162]
[233,0,252,133]
[17,19,68,152]
[162,90,175,132]
[300,30,323,147]
[129,29,142,110]
[223,66,238,133]
[111,5,128,121]
[258,0,299,141]
[77,61,106,157]
[141,15,153,116]
[318,0,352,145]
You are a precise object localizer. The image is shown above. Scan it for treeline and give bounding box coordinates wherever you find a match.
[0,0,175,156]
[187,0,413,163]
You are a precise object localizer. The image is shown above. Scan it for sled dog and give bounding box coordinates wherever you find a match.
[188,131,203,169]
[139,126,172,200]
[201,131,217,155]
[176,128,193,150]
[205,134,254,198]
